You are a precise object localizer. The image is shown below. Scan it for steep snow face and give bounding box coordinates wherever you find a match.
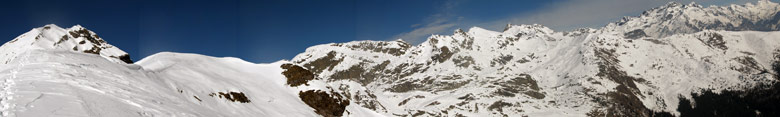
[603,1,780,39]
[0,50,209,117]
[0,24,132,64]
[0,50,382,117]
[291,1,780,116]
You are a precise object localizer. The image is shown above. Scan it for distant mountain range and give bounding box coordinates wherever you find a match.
[0,1,779,117]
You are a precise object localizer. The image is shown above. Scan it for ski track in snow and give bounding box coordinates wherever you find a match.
[0,52,28,116]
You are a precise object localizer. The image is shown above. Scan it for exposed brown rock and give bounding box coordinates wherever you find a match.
[208,91,251,103]
[431,46,454,63]
[303,51,343,74]
[697,32,727,50]
[281,64,315,87]
[299,90,350,117]
[592,48,668,117]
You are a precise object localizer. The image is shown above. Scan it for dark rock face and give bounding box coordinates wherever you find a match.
[591,48,670,117]
[673,50,780,116]
[452,56,475,68]
[82,46,101,54]
[208,91,251,103]
[493,74,543,99]
[69,29,104,44]
[61,27,135,64]
[490,55,514,67]
[108,55,134,64]
[299,90,350,117]
[56,35,69,45]
[330,65,369,84]
[387,76,470,93]
[773,50,780,79]
[388,81,423,93]
[281,64,315,87]
[625,29,648,39]
[697,32,727,51]
[69,29,103,55]
[774,61,780,79]
[731,56,762,74]
[487,100,514,116]
[431,46,454,63]
[677,82,780,117]
[772,49,780,80]
[303,51,343,74]
[343,41,410,56]
[117,54,133,64]
[329,61,391,86]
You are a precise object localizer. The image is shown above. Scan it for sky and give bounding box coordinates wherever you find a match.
[0,0,769,63]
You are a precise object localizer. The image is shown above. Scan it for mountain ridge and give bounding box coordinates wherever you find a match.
[290,1,780,116]
[0,24,132,64]
[0,1,779,117]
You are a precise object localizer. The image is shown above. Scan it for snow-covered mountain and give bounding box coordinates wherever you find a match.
[0,25,382,116]
[0,24,132,64]
[0,1,779,117]
[291,1,780,117]
[605,1,780,39]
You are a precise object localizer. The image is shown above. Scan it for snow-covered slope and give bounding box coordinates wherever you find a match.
[0,25,382,116]
[292,26,780,117]
[0,24,132,64]
[290,1,780,117]
[1,1,779,117]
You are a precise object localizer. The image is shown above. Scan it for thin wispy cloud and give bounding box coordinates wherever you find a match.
[392,20,456,44]
[391,0,461,44]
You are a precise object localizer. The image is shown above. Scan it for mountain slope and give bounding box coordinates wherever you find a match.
[0,24,132,64]
[0,25,382,117]
[0,1,779,117]
[291,1,780,116]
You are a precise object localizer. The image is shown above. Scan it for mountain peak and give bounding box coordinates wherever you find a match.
[664,1,682,8]
[69,24,84,29]
[686,1,701,8]
[0,24,133,64]
[503,24,552,33]
[41,24,63,29]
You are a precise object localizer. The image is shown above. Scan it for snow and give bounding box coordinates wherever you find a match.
[0,24,130,64]
[287,1,780,116]
[1,1,779,117]
[0,40,381,116]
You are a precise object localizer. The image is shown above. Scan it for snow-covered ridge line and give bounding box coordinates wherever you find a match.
[0,1,777,117]
[317,1,780,50]
[289,1,780,116]
[0,39,383,116]
[0,24,132,64]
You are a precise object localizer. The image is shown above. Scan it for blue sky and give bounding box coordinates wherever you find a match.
[0,0,766,63]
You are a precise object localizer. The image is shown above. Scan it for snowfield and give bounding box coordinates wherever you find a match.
[0,26,382,117]
[0,1,779,117]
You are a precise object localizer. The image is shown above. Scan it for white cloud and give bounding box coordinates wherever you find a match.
[390,0,462,44]
[392,23,456,44]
